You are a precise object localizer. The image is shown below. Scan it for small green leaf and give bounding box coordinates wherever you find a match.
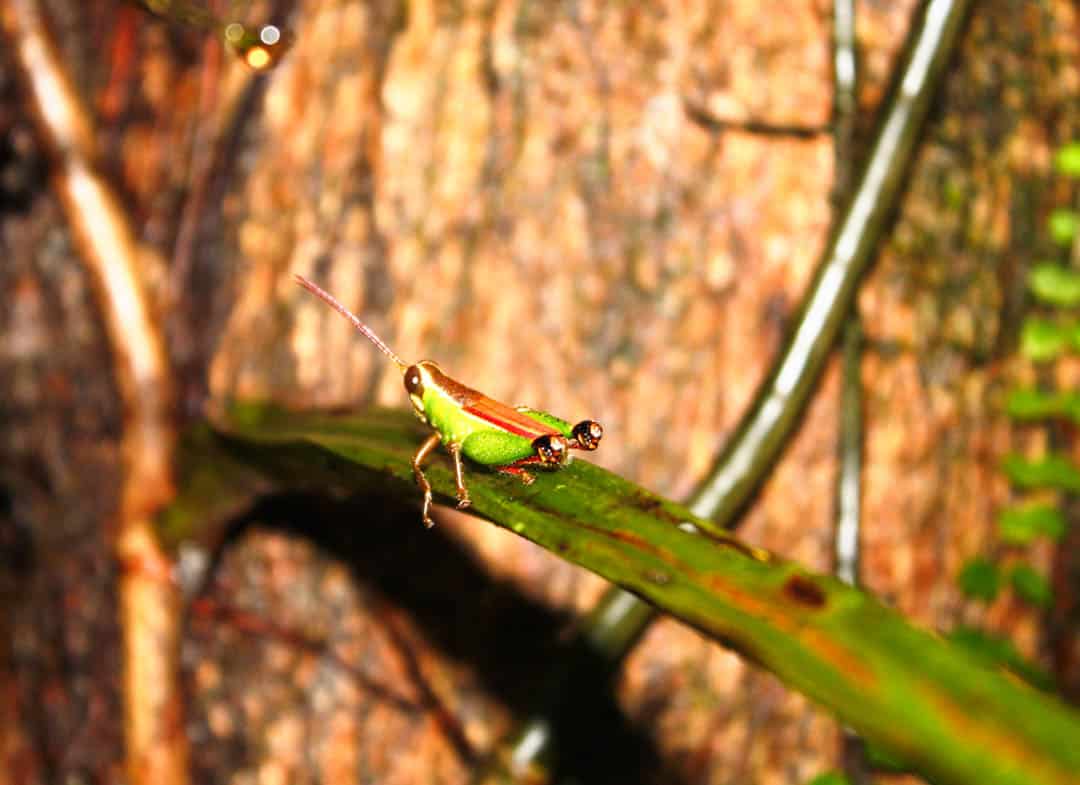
[958,557,1000,601]
[1005,388,1060,419]
[1011,564,1053,608]
[1057,393,1077,418]
[942,177,965,210]
[1048,208,1080,246]
[1055,142,1080,177]
[1006,389,1080,423]
[1020,319,1067,362]
[1001,453,1080,491]
[948,626,1054,690]
[1028,263,1080,307]
[805,772,852,785]
[998,503,1067,545]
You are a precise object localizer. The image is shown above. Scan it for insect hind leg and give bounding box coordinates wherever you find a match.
[447,442,471,510]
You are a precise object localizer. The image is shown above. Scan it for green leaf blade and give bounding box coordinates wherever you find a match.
[198,403,1080,785]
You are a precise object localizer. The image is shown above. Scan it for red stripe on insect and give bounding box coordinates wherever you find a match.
[463,405,544,439]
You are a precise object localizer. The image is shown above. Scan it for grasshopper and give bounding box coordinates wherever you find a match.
[295,275,603,527]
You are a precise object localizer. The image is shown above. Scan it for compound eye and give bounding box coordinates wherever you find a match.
[404,365,425,397]
[572,420,603,450]
[533,434,568,465]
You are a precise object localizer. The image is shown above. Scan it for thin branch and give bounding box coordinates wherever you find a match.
[691,0,972,522]
[683,100,831,139]
[831,1,869,781]
[832,0,862,593]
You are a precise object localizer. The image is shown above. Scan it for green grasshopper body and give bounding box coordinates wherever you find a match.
[295,275,603,526]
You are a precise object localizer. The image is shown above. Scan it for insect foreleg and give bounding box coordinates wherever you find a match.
[447,442,471,510]
[495,464,537,485]
[412,433,442,528]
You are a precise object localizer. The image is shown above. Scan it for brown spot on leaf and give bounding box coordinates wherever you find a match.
[782,574,827,609]
[632,492,686,526]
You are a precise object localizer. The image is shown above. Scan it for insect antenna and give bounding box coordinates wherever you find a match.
[294,274,407,370]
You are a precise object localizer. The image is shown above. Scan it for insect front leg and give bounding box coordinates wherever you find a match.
[495,463,537,485]
[446,442,471,510]
[412,433,442,528]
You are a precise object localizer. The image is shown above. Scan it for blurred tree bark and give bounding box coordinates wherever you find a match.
[1,1,1078,784]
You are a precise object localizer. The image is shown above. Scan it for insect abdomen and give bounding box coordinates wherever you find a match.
[460,430,536,465]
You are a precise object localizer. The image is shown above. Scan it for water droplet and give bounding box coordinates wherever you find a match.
[260,25,281,45]
[224,22,245,43]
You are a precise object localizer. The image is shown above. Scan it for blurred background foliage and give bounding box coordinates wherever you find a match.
[1,1,1079,784]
